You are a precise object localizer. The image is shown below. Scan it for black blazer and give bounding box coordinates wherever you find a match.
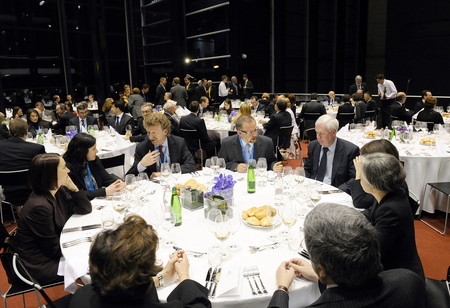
[349,82,368,95]
[267,269,425,308]
[28,121,50,138]
[0,123,10,140]
[263,111,292,148]
[195,85,207,101]
[363,188,424,281]
[391,102,413,124]
[108,113,135,135]
[251,103,266,113]
[337,103,355,127]
[413,100,425,114]
[304,138,359,193]
[366,98,378,112]
[186,83,196,105]
[220,134,278,171]
[207,84,217,103]
[243,80,254,99]
[127,135,196,177]
[130,117,147,143]
[164,112,180,136]
[69,115,98,132]
[155,84,166,106]
[417,109,444,131]
[266,101,277,117]
[66,157,117,200]
[298,101,326,130]
[52,111,76,135]
[179,113,215,156]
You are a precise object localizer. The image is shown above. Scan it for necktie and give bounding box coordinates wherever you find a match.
[244,144,251,164]
[208,87,211,99]
[159,145,164,163]
[316,147,329,182]
[81,119,85,129]
[115,116,119,126]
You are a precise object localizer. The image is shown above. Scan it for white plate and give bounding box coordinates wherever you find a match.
[242,215,282,228]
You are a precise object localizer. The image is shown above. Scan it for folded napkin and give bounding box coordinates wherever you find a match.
[435,138,450,156]
[366,121,376,131]
[336,124,349,138]
[215,265,242,297]
[390,136,398,148]
[46,128,52,140]
[58,250,90,293]
[115,134,129,147]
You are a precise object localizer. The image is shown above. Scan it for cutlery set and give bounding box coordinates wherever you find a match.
[205,267,221,298]
[190,172,201,177]
[298,249,310,260]
[243,266,268,295]
[249,242,279,253]
[62,224,101,248]
[173,246,206,258]
[62,236,93,248]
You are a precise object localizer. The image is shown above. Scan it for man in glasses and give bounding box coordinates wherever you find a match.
[220,115,283,173]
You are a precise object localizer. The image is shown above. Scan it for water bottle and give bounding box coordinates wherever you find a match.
[274,173,283,205]
[171,187,182,226]
[247,162,256,194]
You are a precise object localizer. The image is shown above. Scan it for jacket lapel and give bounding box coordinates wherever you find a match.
[331,138,344,184]
[233,135,245,162]
[167,135,178,164]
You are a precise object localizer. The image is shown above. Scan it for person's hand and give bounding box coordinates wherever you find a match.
[161,251,184,282]
[123,135,130,141]
[273,162,284,173]
[353,156,363,180]
[140,150,159,167]
[105,180,126,196]
[174,252,190,283]
[150,172,161,179]
[276,261,296,289]
[60,174,78,192]
[236,163,248,173]
[287,258,319,283]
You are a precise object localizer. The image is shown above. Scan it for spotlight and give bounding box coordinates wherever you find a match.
[39,1,46,6]
[185,58,190,63]
[213,65,219,69]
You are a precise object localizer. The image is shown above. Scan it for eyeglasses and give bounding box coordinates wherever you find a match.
[239,128,258,135]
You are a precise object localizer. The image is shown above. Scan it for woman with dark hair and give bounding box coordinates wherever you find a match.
[355,152,424,281]
[220,98,233,115]
[26,108,50,137]
[12,106,23,119]
[63,133,125,200]
[66,101,77,115]
[417,96,444,131]
[16,153,92,284]
[69,215,211,308]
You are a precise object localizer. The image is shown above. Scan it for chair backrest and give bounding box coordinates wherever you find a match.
[279,125,294,137]
[277,126,293,148]
[180,128,201,150]
[303,113,321,120]
[100,154,125,179]
[228,130,237,136]
[337,113,355,128]
[305,127,316,141]
[0,169,29,187]
[408,190,420,216]
[424,277,450,308]
[415,120,435,132]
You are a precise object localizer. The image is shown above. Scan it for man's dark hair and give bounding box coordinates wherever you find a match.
[199,96,208,104]
[342,94,351,103]
[376,74,385,80]
[189,101,200,113]
[221,75,228,81]
[35,101,44,107]
[364,91,372,97]
[77,102,88,111]
[142,84,150,89]
[310,93,318,100]
[352,93,363,102]
[250,96,258,101]
[57,103,67,112]
[421,90,430,99]
[276,99,287,111]
[112,100,125,112]
[243,74,248,78]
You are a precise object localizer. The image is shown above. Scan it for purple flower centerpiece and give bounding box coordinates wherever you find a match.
[231,110,238,117]
[395,124,409,143]
[65,129,78,139]
[204,174,237,217]
[154,105,162,113]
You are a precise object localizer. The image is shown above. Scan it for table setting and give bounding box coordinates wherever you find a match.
[58,165,353,307]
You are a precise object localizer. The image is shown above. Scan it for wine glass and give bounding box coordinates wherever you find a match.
[308,184,323,205]
[112,191,128,221]
[283,166,294,193]
[125,125,132,137]
[171,163,181,184]
[214,214,232,260]
[137,172,149,185]
[266,204,279,242]
[217,158,226,175]
[160,163,171,185]
[256,158,268,186]
[93,125,99,134]
[125,174,137,191]
[207,209,222,233]
[65,126,71,135]
[204,159,215,184]
[279,198,298,243]
[225,208,241,252]
[161,207,177,247]
[210,156,220,176]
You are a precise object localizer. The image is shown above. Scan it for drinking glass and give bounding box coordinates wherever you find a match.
[283,166,293,191]
[126,125,132,137]
[207,209,222,233]
[210,156,220,176]
[171,163,182,184]
[308,184,323,205]
[101,211,114,230]
[214,214,232,260]
[287,230,304,251]
[267,170,276,183]
[125,174,137,191]
[279,198,297,242]
[112,191,128,221]
[137,172,149,184]
[266,204,279,242]
[65,126,71,134]
[217,158,226,175]
[160,163,171,185]
[256,158,268,186]
[204,159,214,184]
[208,245,222,267]
[225,208,241,252]
[93,125,99,134]
[161,207,177,247]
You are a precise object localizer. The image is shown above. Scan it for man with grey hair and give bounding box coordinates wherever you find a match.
[125,103,153,143]
[163,101,180,136]
[349,75,367,95]
[304,114,359,193]
[229,76,240,100]
[269,203,425,308]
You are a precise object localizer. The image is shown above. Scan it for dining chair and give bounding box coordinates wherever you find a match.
[419,182,450,235]
[424,266,450,308]
[100,153,125,179]
[0,169,29,226]
[180,128,207,167]
[337,112,355,129]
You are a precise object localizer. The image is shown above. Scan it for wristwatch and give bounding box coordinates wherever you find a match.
[157,272,164,287]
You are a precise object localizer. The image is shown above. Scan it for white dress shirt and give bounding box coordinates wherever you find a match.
[218,81,228,98]
[377,79,397,100]
[137,137,170,173]
[318,138,337,185]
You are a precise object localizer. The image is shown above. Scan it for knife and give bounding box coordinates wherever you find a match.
[211,268,222,298]
[204,267,212,288]
[208,268,217,297]
[321,189,343,194]
[62,224,102,233]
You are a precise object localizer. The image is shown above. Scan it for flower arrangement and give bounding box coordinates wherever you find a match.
[395,124,408,134]
[204,174,237,199]
[154,105,162,113]
[204,174,237,217]
[65,130,78,139]
[395,123,410,143]
[231,110,238,117]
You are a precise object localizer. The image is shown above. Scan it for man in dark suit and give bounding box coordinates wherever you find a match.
[349,75,368,95]
[250,96,266,113]
[170,77,188,108]
[229,76,240,100]
[262,99,292,148]
[52,102,76,134]
[107,100,134,135]
[140,84,150,103]
[337,94,355,128]
[207,80,217,106]
[265,94,278,117]
[163,101,180,136]
[185,76,196,105]
[127,112,195,178]
[304,114,359,193]
[124,103,152,143]
[413,89,432,114]
[220,115,283,173]
[155,77,167,106]
[129,87,145,120]
[35,101,56,122]
[298,92,327,134]
[195,79,207,102]
[242,74,253,99]
[364,91,378,112]
[0,119,46,205]
[326,91,341,106]
[179,101,217,157]
[391,92,414,124]
[269,203,425,308]
[69,102,98,132]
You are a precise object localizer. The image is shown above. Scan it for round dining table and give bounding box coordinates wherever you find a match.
[59,171,353,308]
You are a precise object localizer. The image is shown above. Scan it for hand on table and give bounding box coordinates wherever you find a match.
[273,162,284,173]
[123,135,130,141]
[161,250,185,282]
[287,258,319,283]
[141,150,159,167]
[236,163,248,173]
[151,172,161,179]
[353,156,362,180]
[276,261,296,289]
[174,252,190,283]
[105,180,126,196]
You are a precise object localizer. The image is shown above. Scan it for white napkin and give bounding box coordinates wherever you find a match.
[115,134,128,147]
[215,265,242,297]
[390,136,398,147]
[366,121,375,131]
[81,124,88,133]
[435,138,450,156]
[59,251,90,293]
[336,124,349,138]
[46,128,52,140]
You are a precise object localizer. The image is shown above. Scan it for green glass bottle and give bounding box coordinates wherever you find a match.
[389,127,396,140]
[37,132,44,145]
[217,113,221,122]
[171,187,182,226]
[247,162,256,194]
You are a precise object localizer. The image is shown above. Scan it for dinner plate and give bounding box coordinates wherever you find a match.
[242,215,282,228]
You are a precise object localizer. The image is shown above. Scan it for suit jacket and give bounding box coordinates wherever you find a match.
[354,101,367,120]
[304,138,359,193]
[195,85,207,101]
[326,96,341,105]
[268,269,425,308]
[413,100,425,114]
[155,84,166,106]
[337,103,355,127]
[252,103,266,113]
[243,80,254,99]
[66,157,117,200]
[170,84,188,108]
[179,113,215,156]
[207,85,217,103]
[185,83,196,105]
[229,82,240,100]
[349,82,368,95]
[52,111,76,135]
[363,189,425,281]
[366,98,378,112]
[16,189,91,284]
[130,117,147,143]
[391,102,413,124]
[220,134,278,171]
[69,115,98,132]
[0,137,46,204]
[164,112,180,136]
[28,121,50,138]
[0,123,10,140]
[266,101,277,117]
[263,111,292,148]
[69,279,211,308]
[108,113,135,135]
[128,94,145,120]
[417,109,444,131]
[127,135,196,177]
[298,101,326,130]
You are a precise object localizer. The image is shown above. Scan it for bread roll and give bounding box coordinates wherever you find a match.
[246,217,260,226]
[241,210,249,220]
[260,217,272,227]
[255,209,267,220]
[247,207,257,216]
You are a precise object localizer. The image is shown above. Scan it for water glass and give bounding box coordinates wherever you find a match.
[171,163,181,183]
[160,163,171,185]
[208,245,222,267]
[287,230,304,251]
[101,211,114,230]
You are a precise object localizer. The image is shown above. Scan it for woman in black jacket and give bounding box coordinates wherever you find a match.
[63,133,125,200]
[26,108,50,137]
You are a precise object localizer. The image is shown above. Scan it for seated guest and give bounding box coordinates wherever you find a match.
[127,112,196,178]
[352,92,367,122]
[269,203,425,308]
[65,101,77,116]
[102,98,115,123]
[364,91,378,112]
[69,102,98,132]
[26,108,50,138]
[391,92,414,124]
[125,103,153,143]
[327,90,341,105]
[336,94,354,128]
[262,99,294,149]
[52,102,76,134]
[12,106,23,119]
[0,119,46,205]
[198,96,210,117]
[87,94,98,107]
[108,100,134,135]
[265,93,278,117]
[63,133,126,200]
[164,101,180,136]
[129,87,145,120]
[355,153,424,280]
[231,103,251,130]
[35,101,56,122]
[298,92,326,136]
[220,115,283,173]
[16,153,92,284]
[0,112,10,140]
[304,114,359,193]
[69,215,211,308]
[417,96,444,131]
[259,92,271,106]
[250,96,266,113]
[413,89,432,114]
[179,101,217,157]
[219,98,233,115]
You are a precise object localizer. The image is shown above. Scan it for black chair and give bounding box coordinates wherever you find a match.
[414,120,436,133]
[180,128,207,167]
[0,169,29,226]
[277,125,293,149]
[100,154,125,179]
[228,130,237,137]
[337,112,355,128]
[419,182,450,235]
[364,109,377,122]
[424,267,450,308]
[303,113,321,141]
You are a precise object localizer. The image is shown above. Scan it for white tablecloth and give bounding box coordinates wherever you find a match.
[59,172,353,308]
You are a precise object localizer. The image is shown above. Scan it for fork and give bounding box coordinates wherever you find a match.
[243,267,257,296]
[249,267,262,294]
[252,266,268,294]
[249,242,279,252]
[62,237,93,248]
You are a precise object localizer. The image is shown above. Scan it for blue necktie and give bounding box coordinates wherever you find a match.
[316,147,329,182]
[244,144,251,164]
